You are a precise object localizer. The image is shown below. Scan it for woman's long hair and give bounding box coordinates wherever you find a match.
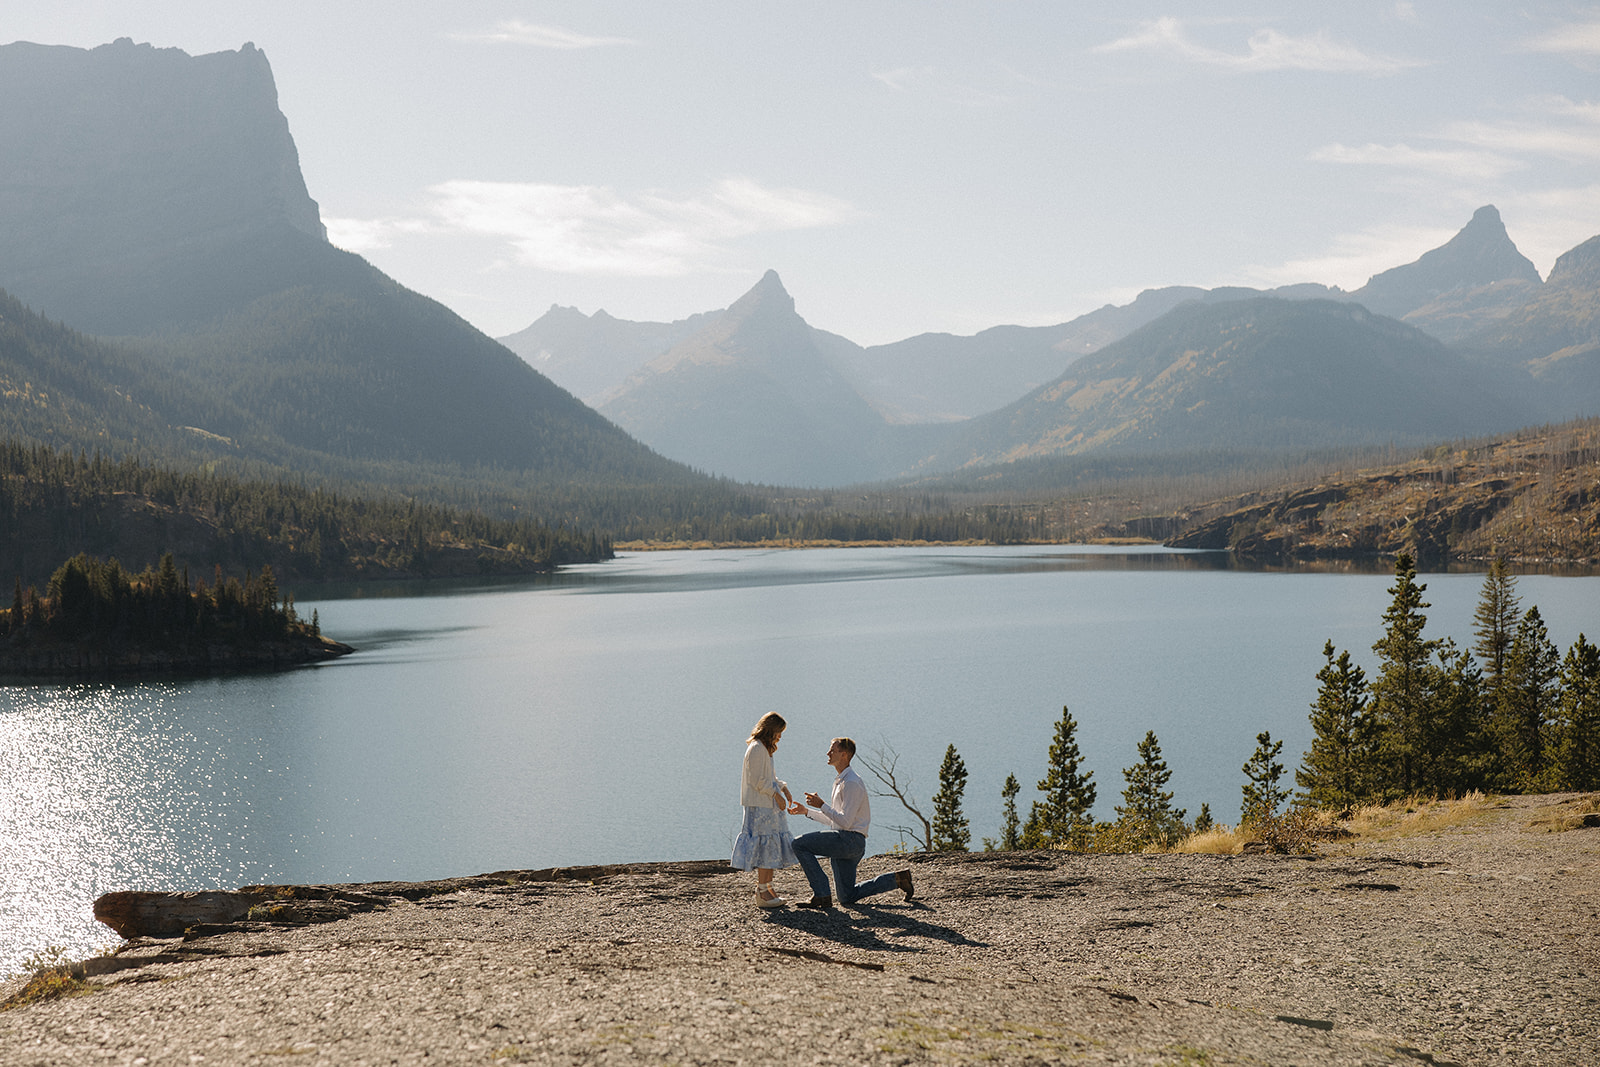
[748,711,786,753]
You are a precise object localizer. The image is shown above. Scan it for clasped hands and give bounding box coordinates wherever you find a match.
[786,790,824,815]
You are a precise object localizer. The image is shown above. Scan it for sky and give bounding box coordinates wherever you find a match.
[8,2,1600,345]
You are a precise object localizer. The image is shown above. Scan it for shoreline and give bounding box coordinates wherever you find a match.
[3,793,1595,1065]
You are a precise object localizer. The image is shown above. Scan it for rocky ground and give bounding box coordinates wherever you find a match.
[2,793,1596,1066]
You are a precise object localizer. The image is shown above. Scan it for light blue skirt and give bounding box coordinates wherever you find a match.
[730,805,797,871]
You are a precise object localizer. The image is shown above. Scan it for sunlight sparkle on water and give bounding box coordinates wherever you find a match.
[0,685,241,974]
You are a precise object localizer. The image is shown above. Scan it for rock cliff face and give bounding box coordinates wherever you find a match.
[1352,205,1542,324]
[599,271,899,485]
[0,38,326,334]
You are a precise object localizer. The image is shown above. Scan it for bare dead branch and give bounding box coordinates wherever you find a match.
[857,738,931,851]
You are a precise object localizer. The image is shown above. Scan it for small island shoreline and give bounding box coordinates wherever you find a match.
[0,632,355,679]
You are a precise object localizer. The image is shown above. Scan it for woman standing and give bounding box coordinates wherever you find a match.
[731,711,798,908]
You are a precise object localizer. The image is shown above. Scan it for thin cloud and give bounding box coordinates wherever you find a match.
[418,178,861,277]
[869,64,1026,108]
[1439,118,1600,162]
[324,215,433,254]
[1496,183,1600,271]
[871,66,931,92]
[1095,16,1419,73]
[452,20,636,49]
[1237,224,1460,291]
[1521,19,1600,56]
[1312,95,1600,185]
[1311,142,1524,182]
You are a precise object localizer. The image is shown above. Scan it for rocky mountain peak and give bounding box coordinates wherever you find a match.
[1352,205,1541,319]
[724,269,796,323]
[1546,234,1600,289]
[0,38,327,332]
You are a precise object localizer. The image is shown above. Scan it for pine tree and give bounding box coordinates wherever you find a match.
[1368,553,1440,797]
[998,773,1021,850]
[1115,730,1185,848]
[1472,557,1521,694]
[1298,640,1373,810]
[1192,802,1213,834]
[1038,705,1097,848]
[1427,639,1489,795]
[1553,634,1600,790]
[931,743,971,851]
[1019,801,1048,849]
[1240,730,1287,824]
[1493,605,1561,791]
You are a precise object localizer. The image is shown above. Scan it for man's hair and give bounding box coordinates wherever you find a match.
[749,712,787,752]
[832,736,856,757]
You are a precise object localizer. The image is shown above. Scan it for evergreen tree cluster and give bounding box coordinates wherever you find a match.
[3,552,309,649]
[1298,554,1600,803]
[959,707,1202,854]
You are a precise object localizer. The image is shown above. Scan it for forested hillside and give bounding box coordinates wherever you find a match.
[0,441,611,590]
[1166,419,1600,566]
[0,40,709,518]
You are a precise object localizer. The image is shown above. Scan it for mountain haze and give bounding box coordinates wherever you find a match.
[1352,205,1542,340]
[920,298,1533,471]
[0,39,697,493]
[499,305,719,406]
[0,39,325,335]
[598,271,899,485]
[1459,233,1600,418]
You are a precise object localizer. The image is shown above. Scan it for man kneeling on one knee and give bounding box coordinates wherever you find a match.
[787,736,914,908]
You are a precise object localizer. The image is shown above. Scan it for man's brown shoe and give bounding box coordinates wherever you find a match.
[795,895,833,909]
[896,869,915,901]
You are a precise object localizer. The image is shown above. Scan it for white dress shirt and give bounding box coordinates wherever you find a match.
[803,764,871,835]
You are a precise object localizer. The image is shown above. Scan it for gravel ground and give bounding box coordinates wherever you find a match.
[2,793,1595,1066]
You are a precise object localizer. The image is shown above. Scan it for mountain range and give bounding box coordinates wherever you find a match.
[0,38,700,502]
[503,204,1597,485]
[1,37,1596,503]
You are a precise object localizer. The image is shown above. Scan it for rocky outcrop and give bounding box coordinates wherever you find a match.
[1164,421,1600,565]
[1352,205,1542,320]
[0,38,326,334]
[599,271,900,485]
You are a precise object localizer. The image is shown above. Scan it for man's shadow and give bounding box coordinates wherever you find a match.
[763,899,985,953]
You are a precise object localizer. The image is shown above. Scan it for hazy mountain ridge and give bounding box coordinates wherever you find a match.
[919,298,1533,472]
[509,202,1592,486]
[0,38,325,335]
[1350,205,1541,321]
[499,304,720,406]
[1456,234,1600,418]
[596,271,901,485]
[0,39,703,499]
[2,37,1594,501]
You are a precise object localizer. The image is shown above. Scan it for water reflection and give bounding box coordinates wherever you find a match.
[3,545,1593,976]
[0,686,243,970]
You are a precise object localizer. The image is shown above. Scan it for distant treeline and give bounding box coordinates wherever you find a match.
[0,440,612,588]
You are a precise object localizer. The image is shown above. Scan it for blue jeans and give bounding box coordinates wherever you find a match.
[793,830,900,903]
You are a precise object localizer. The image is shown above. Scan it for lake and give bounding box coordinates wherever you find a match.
[2,545,1595,972]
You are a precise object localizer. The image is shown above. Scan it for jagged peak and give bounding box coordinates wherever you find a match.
[725,270,795,320]
[1548,234,1600,288]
